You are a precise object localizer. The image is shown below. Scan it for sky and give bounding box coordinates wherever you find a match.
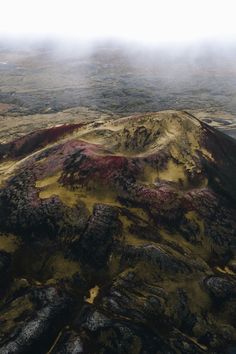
[0,0,236,44]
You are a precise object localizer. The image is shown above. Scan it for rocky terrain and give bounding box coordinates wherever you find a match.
[0,110,235,353]
[189,110,236,140]
[1,42,236,143]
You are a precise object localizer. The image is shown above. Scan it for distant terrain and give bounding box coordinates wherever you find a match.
[0,41,236,138]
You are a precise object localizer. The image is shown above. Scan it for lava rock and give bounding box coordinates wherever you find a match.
[0,250,11,285]
[120,244,192,273]
[76,203,121,268]
[204,276,236,300]
[0,286,72,354]
[50,330,84,354]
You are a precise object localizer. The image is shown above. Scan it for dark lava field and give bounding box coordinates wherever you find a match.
[0,109,235,353]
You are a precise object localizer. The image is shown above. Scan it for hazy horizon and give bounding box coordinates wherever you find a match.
[1,0,236,44]
[1,0,236,138]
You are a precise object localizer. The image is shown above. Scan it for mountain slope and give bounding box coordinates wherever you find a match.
[0,110,235,354]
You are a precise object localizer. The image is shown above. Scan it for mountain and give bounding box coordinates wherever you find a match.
[0,110,235,353]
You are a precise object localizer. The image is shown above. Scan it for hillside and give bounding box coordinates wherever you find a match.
[0,110,235,353]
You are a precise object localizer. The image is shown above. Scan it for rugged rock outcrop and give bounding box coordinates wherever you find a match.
[75,204,121,268]
[0,250,11,286]
[204,276,236,300]
[0,286,72,354]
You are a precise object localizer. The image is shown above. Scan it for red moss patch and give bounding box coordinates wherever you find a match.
[0,123,84,160]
